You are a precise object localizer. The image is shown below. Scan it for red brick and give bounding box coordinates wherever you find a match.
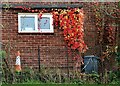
[2,2,117,70]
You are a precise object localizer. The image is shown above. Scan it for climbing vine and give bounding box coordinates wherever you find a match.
[93,3,116,45]
[58,8,87,53]
[91,2,120,61]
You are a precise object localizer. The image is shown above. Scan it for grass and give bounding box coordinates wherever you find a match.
[1,84,120,86]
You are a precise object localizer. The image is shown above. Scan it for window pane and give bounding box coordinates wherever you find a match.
[20,17,35,31]
[38,17,50,29]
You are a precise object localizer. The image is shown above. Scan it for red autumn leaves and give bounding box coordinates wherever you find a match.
[57,8,87,53]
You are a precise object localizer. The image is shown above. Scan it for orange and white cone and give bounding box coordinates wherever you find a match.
[15,51,21,72]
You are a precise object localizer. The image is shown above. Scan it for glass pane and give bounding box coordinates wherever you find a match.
[20,16,35,31]
[38,17,50,29]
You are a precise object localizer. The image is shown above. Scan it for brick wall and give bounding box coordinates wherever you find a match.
[1,2,105,70]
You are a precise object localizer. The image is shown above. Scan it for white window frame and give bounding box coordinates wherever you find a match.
[39,13,54,33]
[18,13,54,33]
[18,13,38,33]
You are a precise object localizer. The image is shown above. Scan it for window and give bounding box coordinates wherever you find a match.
[38,13,53,33]
[18,13,54,33]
